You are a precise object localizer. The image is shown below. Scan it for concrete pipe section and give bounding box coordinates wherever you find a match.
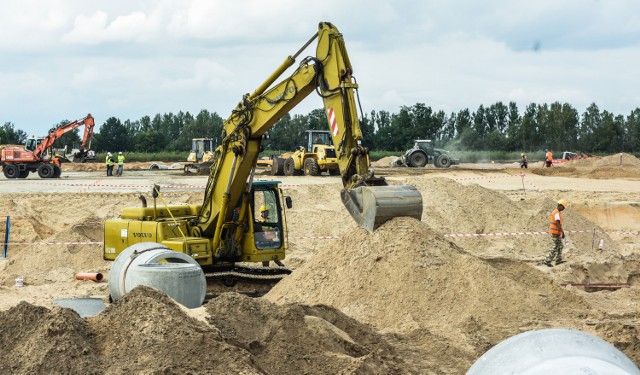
[108,242,206,308]
[468,328,640,374]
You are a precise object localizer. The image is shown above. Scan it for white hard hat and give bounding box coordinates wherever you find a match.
[119,152,122,154]
[107,152,112,156]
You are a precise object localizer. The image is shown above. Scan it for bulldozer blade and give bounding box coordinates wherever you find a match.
[341,185,423,232]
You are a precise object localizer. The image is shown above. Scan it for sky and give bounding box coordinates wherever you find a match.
[1,0,639,136]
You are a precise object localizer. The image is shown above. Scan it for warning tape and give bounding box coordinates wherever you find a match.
[445,229,639,238]
[291,236,340,239]
[450,174,516,182]
[0,230,634,247]
[31,182,301,190]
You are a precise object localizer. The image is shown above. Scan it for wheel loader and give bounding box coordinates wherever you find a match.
[271,130,340,176]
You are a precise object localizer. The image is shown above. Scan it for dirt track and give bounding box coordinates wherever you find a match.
[0,155,639,373]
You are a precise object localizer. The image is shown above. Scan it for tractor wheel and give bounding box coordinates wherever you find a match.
[436,154,452,168]
[271,157,285,176]
[3,164,19,179]
[53,165,62,178]
[37,164,54,178]
[284,158,296,176]
[409,152,428,168]
[303,158,320,176]
[18,170,29,178]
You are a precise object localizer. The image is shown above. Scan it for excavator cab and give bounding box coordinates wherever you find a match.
[250,182,286,250]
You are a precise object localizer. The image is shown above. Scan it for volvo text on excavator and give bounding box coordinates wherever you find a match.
[1,114,95,179]
[103,22,423,284]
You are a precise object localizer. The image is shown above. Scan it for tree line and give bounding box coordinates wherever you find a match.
[2,101,639,155]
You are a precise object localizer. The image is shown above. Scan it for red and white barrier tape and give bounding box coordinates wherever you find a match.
[0,229,635,247]
[450,174,516,182]
[32,182,301,190]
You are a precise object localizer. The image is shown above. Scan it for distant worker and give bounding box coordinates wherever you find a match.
[313,136,322,144]
[116,152,125,176]
[105,152,115,176]
[520,153,528,169]
[545,149,553,168]
[543,199,568,267]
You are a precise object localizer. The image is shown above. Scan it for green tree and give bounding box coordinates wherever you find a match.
[93,117,130,152]
[0,122,27,144]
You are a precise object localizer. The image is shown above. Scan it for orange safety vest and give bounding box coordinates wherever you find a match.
[546,151,553,161]
[549,208,562,235]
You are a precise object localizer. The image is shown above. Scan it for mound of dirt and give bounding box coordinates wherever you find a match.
[372,156,401,167]
[0,302,100,374]
[266,218,586,344]
[533,153,640,178]
[206,292,417,374]
[0,286,420,374]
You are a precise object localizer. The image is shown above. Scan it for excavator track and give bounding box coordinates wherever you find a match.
[204,264,292,298]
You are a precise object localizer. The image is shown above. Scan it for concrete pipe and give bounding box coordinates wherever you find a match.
[468,328,640,374]
[108,242,206,308]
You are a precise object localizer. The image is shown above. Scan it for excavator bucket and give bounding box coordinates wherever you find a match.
[341,185,423,232]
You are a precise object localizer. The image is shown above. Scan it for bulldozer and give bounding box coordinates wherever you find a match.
[270,130,340,176]
[183,138,215,174]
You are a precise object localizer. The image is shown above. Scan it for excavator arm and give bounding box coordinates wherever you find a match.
[33,114,95,160]
[195,22,422,244]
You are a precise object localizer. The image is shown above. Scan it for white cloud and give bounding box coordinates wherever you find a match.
[2,0,640,135]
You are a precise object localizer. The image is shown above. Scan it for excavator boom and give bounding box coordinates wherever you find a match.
[197,22,422,236]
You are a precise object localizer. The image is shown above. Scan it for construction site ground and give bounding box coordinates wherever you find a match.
[0,154,639,374]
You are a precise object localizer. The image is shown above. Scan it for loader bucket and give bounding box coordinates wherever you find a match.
[341,185,423,232]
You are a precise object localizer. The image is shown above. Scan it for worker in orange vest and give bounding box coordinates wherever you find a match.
[545,149,553,168]
[543,199,568,267]
[53,154,61,168]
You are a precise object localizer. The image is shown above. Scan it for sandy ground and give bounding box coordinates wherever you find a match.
[0,154,639,373]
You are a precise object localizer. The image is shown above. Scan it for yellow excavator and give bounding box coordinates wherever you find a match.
[103,22,423,282]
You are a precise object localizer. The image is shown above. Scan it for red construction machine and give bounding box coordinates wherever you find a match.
[1,114,95,179]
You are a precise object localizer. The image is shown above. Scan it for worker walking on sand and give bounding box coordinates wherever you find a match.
[543,199,568,267]
[105,152,115,176]
[520,153,528,168]
[116,152,125,176]
[545,149,553,168]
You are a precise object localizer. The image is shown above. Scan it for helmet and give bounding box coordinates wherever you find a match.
[107,152,112,156]
[557,199,568,208]
[55,154,60,157]
[259,205,268,213]
[544,149,549,152]
[119,152,122,155]
[520,153,525,157]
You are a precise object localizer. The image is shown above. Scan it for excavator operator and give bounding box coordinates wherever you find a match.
[258,205,270,222]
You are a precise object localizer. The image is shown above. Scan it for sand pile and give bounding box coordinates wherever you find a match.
[206,292,416,374]
[371,156,401,168]
[0,286,415,375]
[266,217,586,339]
[533,153,640,178]
[0,192,198,289]
[401,177,633,283]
